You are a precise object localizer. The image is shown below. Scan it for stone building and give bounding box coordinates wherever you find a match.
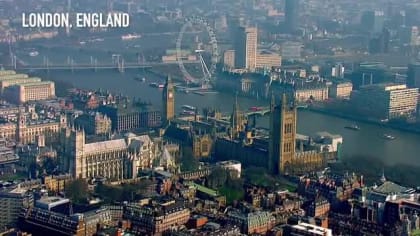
[74,112,112,135]
[123,198,190,235]
[269,94,326,175]
[0,112,67,145]
[226,209,275,235]
[60,128,156,180]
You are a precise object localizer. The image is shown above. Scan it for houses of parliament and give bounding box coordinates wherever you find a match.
[162,75,330,175]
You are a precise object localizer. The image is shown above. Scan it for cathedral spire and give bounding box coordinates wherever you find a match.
[380,168,386,183]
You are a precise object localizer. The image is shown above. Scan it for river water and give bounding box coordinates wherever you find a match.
[9,34,420,168]
[28,68,420,168]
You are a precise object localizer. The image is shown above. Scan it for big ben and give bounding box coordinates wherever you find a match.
[162,75,175,123]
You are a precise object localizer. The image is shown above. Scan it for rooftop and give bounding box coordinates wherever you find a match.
[83,139,127,155]
[373,181,410,195]
[19,81,54,87]
[36,196,70,206]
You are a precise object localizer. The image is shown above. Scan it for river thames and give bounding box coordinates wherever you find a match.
[28,68,420,168]
[5,32,420,169]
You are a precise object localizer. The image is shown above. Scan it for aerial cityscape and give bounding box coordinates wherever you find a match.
[0,0,420,235]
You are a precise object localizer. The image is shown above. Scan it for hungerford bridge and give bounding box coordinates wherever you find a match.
[5,54,200,73]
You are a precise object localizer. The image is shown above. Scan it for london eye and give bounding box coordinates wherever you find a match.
[176,16,219,89]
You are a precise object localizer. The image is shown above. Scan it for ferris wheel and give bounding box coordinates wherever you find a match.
[176,16,219,88]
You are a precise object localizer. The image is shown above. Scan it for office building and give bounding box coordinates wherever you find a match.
[361,10,385,34]
[0,73,29,82]
[407,62,420,88]
[329,81,353,99]
[234,27,258,71]
[20,202,115,236]
[245,27,258,72]
[3,81,55,104]
[256,52,282,69]
[331,63,345,78]
[0,77,41,93]
[226,209,275,235]
[98,103,161,132]
[74,112,112,135]
[60,128,156,180]
[162,75,175,123]
[0,186,34,230]
[285,0,300,32]
[223,49,235,70]
[123,198,190,235]
[350,83,418,119]
[0,70,17,76]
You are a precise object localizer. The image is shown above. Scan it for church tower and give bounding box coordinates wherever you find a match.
[230,95,245,139]
[16,112,27,143]
[269,94,297,175]
[162,75,175,124]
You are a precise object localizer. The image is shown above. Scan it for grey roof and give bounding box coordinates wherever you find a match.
[84,139,127,155]
[373,181,409,195]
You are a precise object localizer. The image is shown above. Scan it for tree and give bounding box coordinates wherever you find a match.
[41,158,58,175]
[180,147,199,172]
[65,179,89,204]
[207,167,228,189]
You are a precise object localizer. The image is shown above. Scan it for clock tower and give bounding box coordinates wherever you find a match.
[162,75,175,123]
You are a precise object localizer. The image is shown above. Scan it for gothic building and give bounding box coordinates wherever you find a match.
[60,127,156,180]
[269,94,297,174]
[0,112,67,145]
[269,94,326,175]
[230,95,247,139]
[162,75,175,124]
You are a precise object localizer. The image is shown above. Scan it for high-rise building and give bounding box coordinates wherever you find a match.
[361,10,385,34]
[350,83,418,120]
[245,27,258,72]
[285,0,299,32]
[0,186,34,230]
[234,27,246,69]
[408,62,420,88]
[162,75,175,123]
[269,94,297,175]
[234,27,258,71]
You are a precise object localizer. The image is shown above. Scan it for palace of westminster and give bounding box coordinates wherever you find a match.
[0,75,340,180]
